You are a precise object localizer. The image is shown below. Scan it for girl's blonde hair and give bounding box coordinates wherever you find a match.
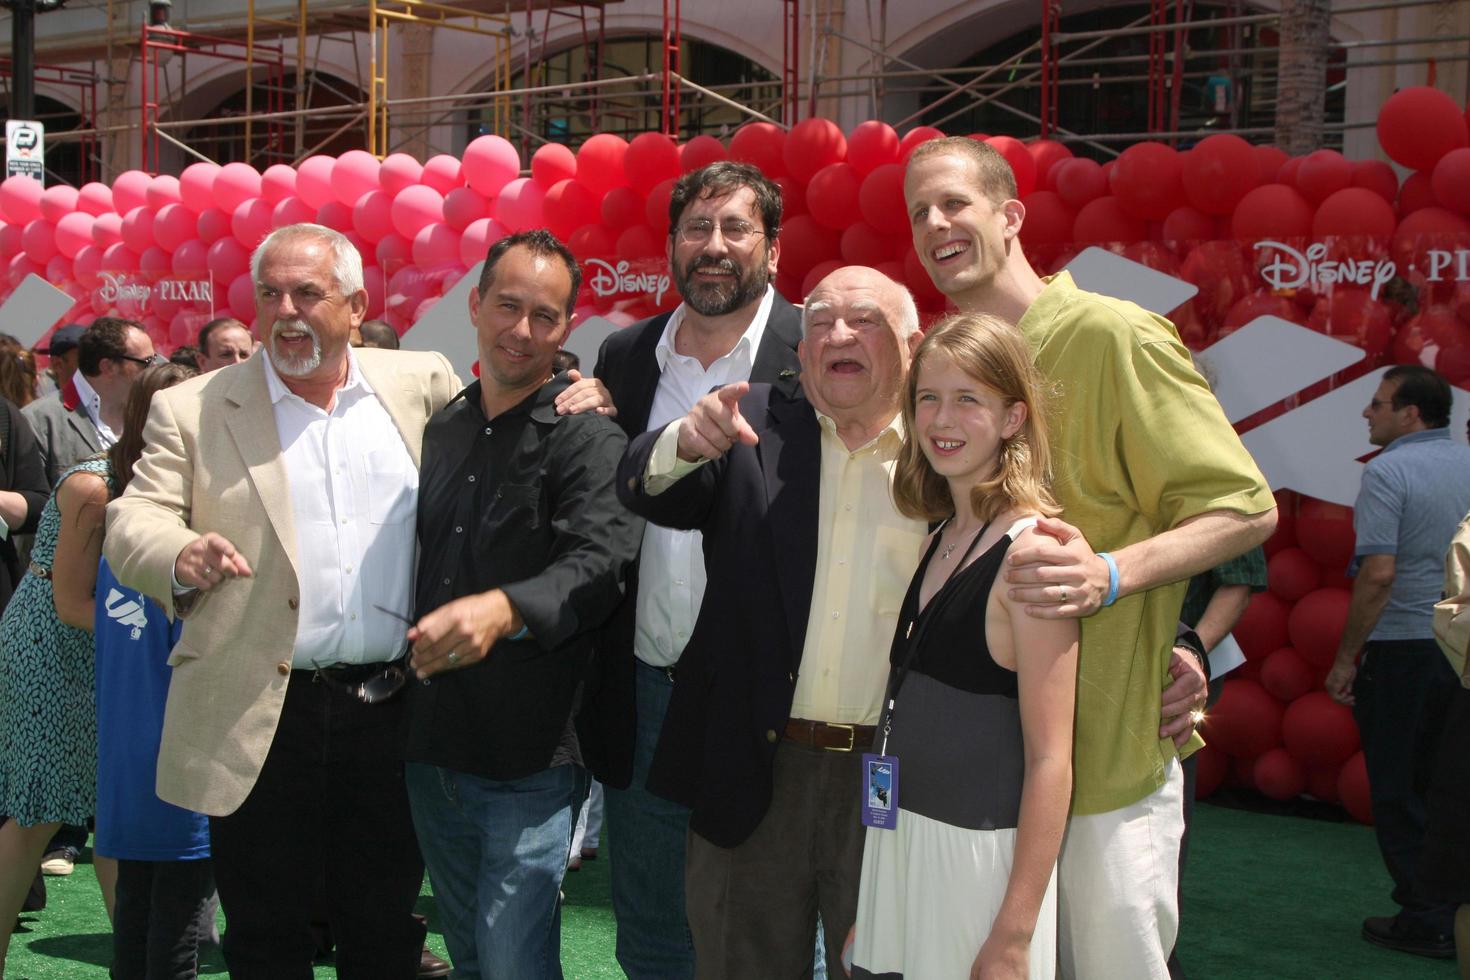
[892,312,1060,524]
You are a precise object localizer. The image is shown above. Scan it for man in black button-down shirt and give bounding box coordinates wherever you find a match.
[402,230,642,979]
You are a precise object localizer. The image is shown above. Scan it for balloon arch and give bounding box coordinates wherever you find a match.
[8,85,1470,824]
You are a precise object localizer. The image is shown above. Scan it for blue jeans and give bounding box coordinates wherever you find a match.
[406,762,583,980]
[1353,639,1458,934]
[602,661,695,980]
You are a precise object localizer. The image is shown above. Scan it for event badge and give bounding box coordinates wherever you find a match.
[861,753,900,830]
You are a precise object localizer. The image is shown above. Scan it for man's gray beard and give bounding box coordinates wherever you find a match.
[269,319,322,378]
[677,257,770,318]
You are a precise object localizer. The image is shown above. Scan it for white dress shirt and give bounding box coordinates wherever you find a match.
[73,372,118,448]
[633,285,775,668]
[261,350,419,667]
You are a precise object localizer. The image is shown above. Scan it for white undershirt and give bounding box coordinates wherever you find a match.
[72,372,117,448]
[633,285,775,668]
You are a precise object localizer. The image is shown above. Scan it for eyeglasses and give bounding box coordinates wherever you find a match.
[675,219,765,245]
[114,354,164,368]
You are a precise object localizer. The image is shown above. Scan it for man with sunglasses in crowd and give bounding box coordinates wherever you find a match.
[106,223,458,979]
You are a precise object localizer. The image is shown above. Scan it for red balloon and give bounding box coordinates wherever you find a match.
[1026,139,1073,189]
[801,259,844,299]
[1295,149,1353,205]
[1398,171,1437,215]
[778,214,841,280]
[1305,763,1342,804]
[644,178,676,236]
[1295,498,1355,571]
[1231,184,1314,241]
[1183,134,1259,216]
[1194,744,1229,799]
[1252,145,1290,185]
[679,135,726,174]
[1312,187,1397,239]
[898,126,945,160]
[1393,305,1460,364]
[1288,588,1352,668]
[839,222,893,266]
[776,176,806,217]
[1260,647,1317,703]
[1350,160,1399,204]
[1111,142,1184,220]
[806,163,862,231]
[1234,591,1291,660]
[1202,678,1283,759]
[1376,85,1468,172]
[1340,752,1370,828]
[1072,196,1142,246]
[624,133,680,196]
[1283,691,1360,768]
[1254,748,1306,802]
[903,246,946,309]
[728,122,786,177]
[983,136,1036,198]
[577,135,630,196]
[615,224,661,259]
[601,186,647,235]
[531,143,578,189]
[1161,205,1218,245]
[543,180,600,241]
[567,222,612,261]
[1018,192,1075,249]
[784,118,847,183]
[1222,291,1298,336]
[857,164,908,234]
[846,121,900,175]
[1179,241,1253,329]
[1431,147,1470,214]
[1393,206,1470,277]
[1053,158,1107,210]
[1267,547,1322,602]
[1307,287,1393,358]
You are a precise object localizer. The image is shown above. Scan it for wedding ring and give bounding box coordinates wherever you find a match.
[446,650,461,666]
[1059,586,1068,603]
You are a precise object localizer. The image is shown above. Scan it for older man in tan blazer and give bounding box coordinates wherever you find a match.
[106,223,458,979]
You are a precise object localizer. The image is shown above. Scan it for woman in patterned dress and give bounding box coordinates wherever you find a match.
[0,362,195,973]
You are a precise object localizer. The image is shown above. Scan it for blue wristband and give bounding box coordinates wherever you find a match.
[508,625,529,641]
[1098,552,1120,607]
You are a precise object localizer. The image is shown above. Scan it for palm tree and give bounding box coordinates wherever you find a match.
[1275,0,1332,154]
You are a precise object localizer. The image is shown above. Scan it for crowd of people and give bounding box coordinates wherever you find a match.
[0,135,1462,980]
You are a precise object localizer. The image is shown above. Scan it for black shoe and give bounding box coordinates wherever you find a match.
[1361,914,1455,959]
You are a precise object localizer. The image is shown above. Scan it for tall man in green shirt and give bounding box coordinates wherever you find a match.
[904,137,1277,979]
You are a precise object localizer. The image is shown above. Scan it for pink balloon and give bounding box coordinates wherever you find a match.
[44,253,72,285]
[577,135,630,195]
[196,208,231,244]
[76,182,114,216]
[21,219,57,264]
[272,196,315,229]
[101,241,139,272]
[332,150,382,207]
[260,164,298,204]
[146,175,183,210]
[443,186,490,231]
[532,143,578,188]
[391,185,446,240]
[152,203,197,252]
[353,190,396,243]
[379,153,424,195]
[91,212,123,248]
[494,177,545,233]
[211,163,260,213]
[0,223,22,257]
[227,272,256,320]
[232,198,274,248]
[8,253,39,287]
[120,207,156,254]
[73,245,102,285]
[376,233,412,272]
[112,170,153,214]
[207,237,250,282]
[177,163,219,214]
[624,133,680,196]
[420,155,464,194]
[295,156,337,209]
[362,267,386,318]
[315,200,354,232]
[459,217,508,268]
[171,239,208,277]
[139,245,171,279]
[0,176,44,224]
[38,185,79,224]
[412,223,462,267]
[463,135,522,197]
[54,212,95,259]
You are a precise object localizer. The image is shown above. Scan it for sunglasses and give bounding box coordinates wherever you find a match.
[114,353,165,367]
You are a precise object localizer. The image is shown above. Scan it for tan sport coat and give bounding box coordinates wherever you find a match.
[1434,510,1470,687]
[104,348,459,816]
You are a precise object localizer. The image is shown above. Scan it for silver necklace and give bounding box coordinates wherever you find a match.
[938,521,976,560]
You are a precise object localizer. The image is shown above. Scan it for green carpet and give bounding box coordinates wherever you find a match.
[8,804,1460,978]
